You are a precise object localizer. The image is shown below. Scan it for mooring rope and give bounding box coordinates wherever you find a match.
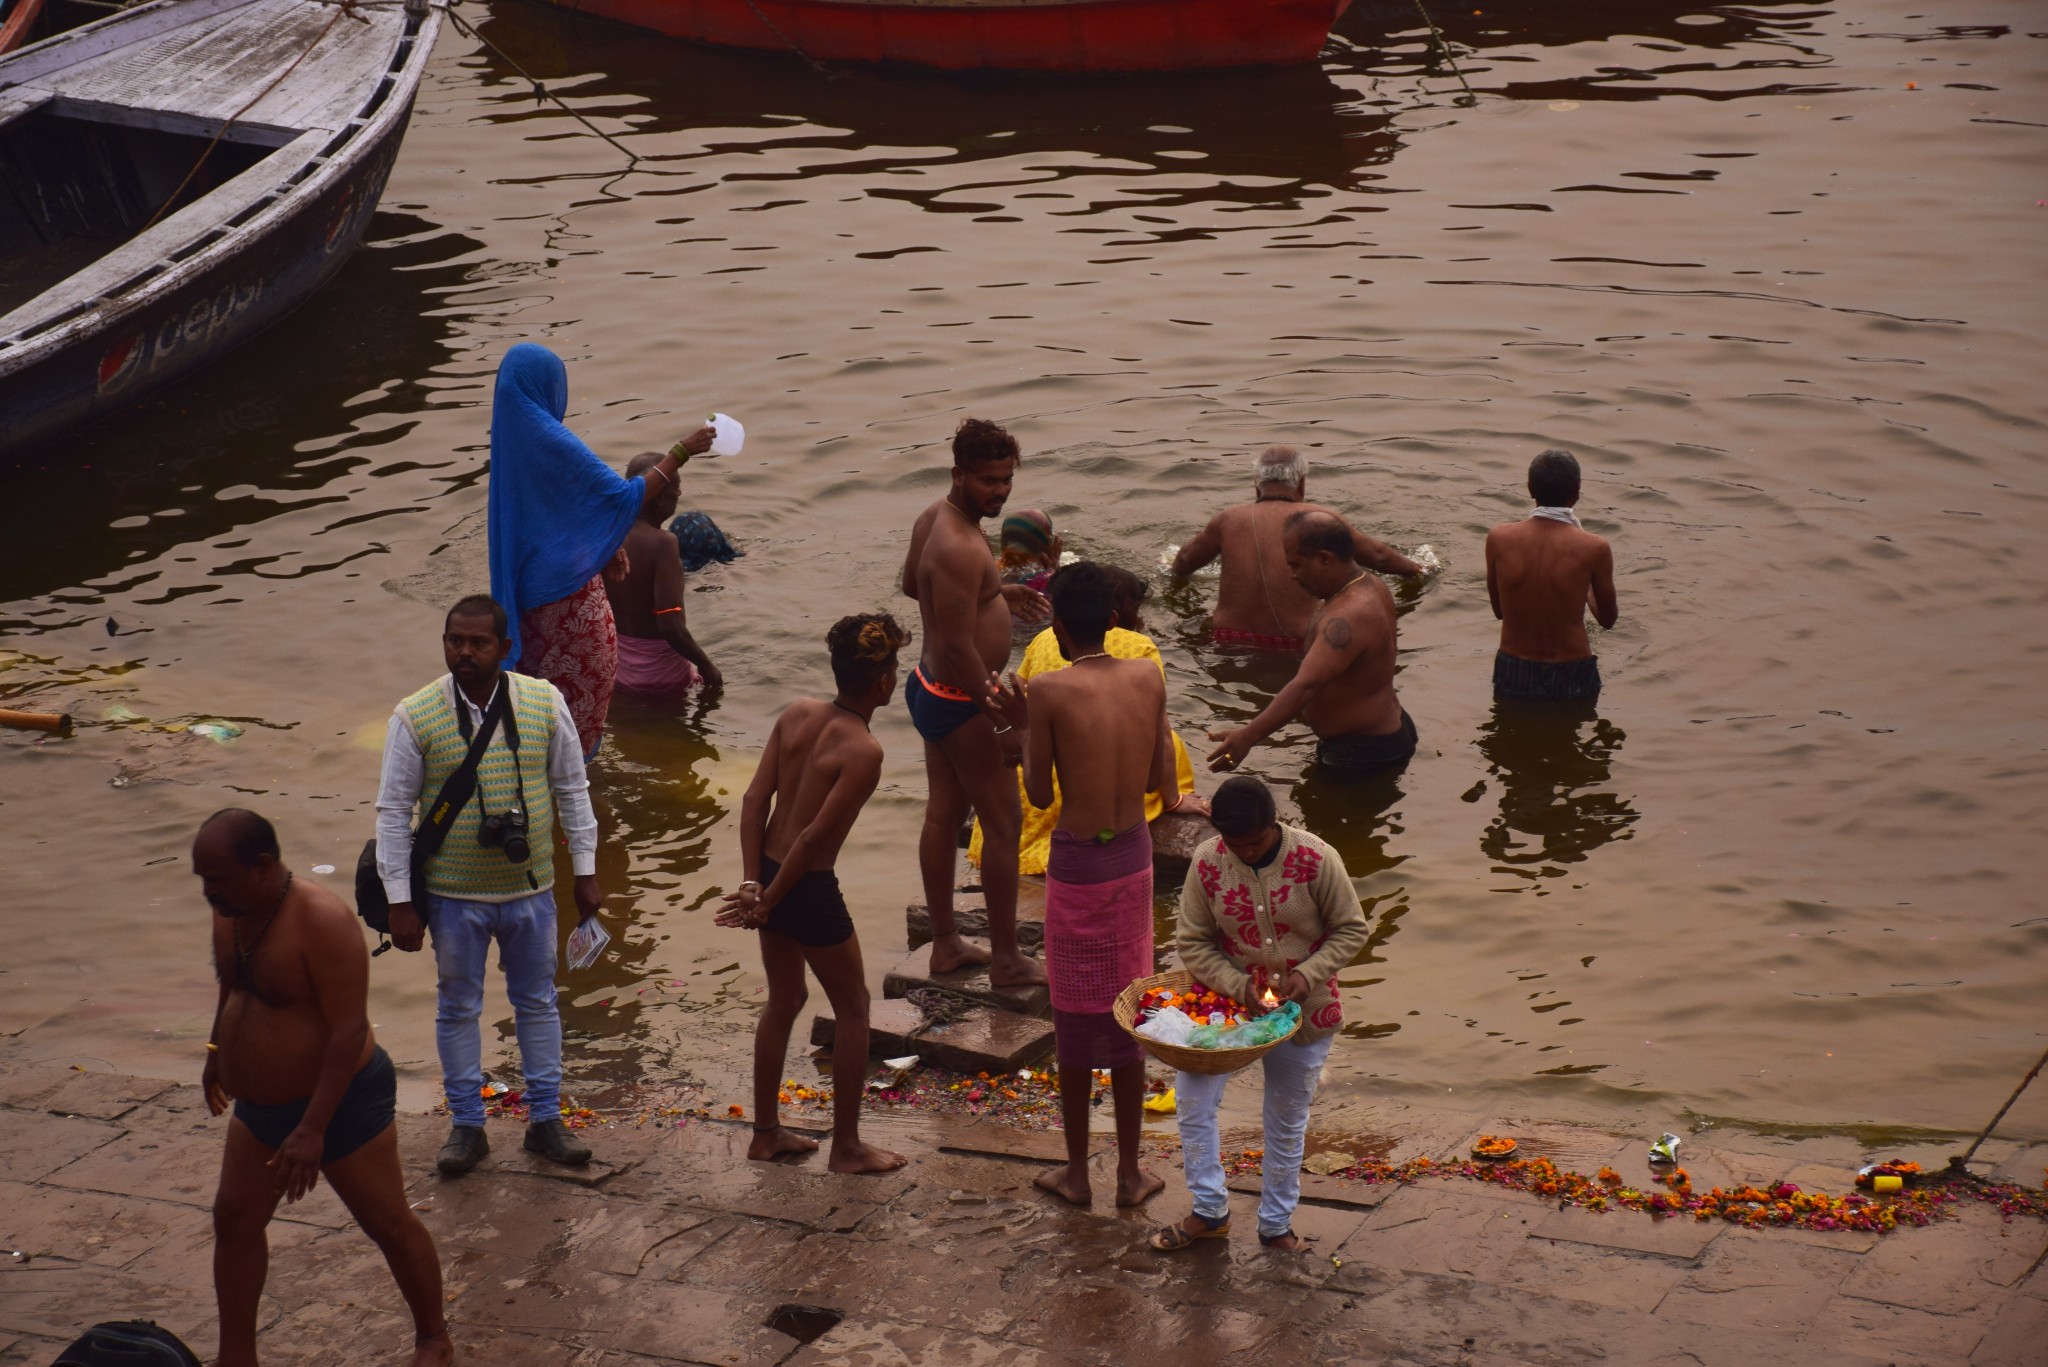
[1949,1040,2048,1177]
[1409,0,1477,106]
[438,0,642,166]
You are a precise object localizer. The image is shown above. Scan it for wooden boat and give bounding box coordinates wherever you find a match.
[531,0,1357,73]
[0,0,441,456]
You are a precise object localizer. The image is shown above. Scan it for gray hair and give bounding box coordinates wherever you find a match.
[1253,445,1306,489]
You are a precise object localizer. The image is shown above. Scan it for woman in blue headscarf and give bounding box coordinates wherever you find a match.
[487,343,712,759]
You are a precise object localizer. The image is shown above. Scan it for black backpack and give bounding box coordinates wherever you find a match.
[52,1321,201,1367]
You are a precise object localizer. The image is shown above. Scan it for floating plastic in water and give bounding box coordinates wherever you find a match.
[189,720,242,745]
[311,864,336,875]
[1648,1132,1682,1165]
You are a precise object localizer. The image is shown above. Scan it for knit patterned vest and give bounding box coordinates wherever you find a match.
[401,673,558,899]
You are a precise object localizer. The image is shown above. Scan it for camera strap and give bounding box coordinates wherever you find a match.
[415,675,511,876]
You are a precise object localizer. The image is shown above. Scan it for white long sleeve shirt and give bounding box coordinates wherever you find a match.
[374,674,597,904]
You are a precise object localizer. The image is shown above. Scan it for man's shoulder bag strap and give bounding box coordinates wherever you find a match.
[356,680,511,946]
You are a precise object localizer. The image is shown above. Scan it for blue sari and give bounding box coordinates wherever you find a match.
[485,344,645,757]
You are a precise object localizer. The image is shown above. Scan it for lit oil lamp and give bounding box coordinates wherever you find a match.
[1260,985,1279,1009]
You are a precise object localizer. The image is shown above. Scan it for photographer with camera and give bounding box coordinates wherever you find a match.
[374,594,602,1174]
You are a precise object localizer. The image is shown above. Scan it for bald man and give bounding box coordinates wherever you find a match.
[195,809,453,1366]
[1171,446,1421,653]
[1206,509,1417,778]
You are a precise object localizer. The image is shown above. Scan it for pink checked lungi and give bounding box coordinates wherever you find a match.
[1044,821,1154,1071]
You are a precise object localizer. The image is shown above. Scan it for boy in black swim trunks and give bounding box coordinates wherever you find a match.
[716,613,912,1175]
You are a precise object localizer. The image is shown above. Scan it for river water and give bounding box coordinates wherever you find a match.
[4,0,2043,1144]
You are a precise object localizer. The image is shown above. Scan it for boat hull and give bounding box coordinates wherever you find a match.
[535,0,1351,72]
[0,111,411,457]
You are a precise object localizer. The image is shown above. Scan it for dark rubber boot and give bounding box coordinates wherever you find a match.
[435,1124,489,1176]
[524,1117,592,1166]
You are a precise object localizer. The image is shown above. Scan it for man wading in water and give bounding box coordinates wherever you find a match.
[900,418,1047,987]
[606,450,723,697]
[195,809,454,1366]
[1207,509,1417,778]
[1170,445,1421,653]
[1484,448,1617,701]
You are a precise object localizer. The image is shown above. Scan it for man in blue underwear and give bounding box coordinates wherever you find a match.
[900,418,1046,986]
[1485,448,1618,701]
[194,809,453,1367]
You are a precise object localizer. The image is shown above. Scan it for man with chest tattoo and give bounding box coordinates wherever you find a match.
[196,808,453,1365]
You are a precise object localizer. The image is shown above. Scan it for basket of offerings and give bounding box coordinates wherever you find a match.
[1114,969,1299,1076]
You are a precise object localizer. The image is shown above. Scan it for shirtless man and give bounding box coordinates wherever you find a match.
[194,809,453,1367]
[606,451,722,696]
[1171,446,1422,652]
[899,418,1046,986]
[1485,448,1617,701]
[988,562,1172,1209]
[1207,509,1417,778]
[716,613,909,1174]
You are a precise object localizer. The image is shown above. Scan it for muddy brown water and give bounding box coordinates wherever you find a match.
[4,1,2044,1146]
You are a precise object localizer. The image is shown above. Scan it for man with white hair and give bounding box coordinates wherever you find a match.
[1170,446,1422,653]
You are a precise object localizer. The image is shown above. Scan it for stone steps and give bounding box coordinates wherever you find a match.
[881,942,1051,1019]
[810,1000,1054,1075]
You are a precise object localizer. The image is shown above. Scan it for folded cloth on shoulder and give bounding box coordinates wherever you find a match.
[1315,709,1419,776]
[667,510,743,573]
[614,633,699,695]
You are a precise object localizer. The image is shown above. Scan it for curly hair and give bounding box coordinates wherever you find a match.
[828,612,910,693]
[953,417,1020,470]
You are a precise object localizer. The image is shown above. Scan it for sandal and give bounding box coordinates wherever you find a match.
[1148,1213,1230,1251]
[1258,1228,1310,1251]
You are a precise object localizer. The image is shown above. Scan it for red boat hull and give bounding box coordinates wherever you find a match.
[538,0,1351,71]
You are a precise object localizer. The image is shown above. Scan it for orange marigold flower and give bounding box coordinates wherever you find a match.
[727,1104,744,1118]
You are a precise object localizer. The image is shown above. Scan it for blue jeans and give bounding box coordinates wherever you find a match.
[426,890,563,1127]
[1177,1032,1335,1238]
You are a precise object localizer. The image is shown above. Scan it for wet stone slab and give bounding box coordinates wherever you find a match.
[810,998,927,1056]
[882,943,1051,1019]
[0,1069,175,1122]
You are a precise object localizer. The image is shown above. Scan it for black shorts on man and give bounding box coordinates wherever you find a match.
[233,1045,397,1164]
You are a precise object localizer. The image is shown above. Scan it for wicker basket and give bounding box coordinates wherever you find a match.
[1114,968,1299,1076]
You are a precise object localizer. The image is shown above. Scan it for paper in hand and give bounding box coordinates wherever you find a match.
[566,917,612,971]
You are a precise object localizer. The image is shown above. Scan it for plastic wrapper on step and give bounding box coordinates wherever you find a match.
[1187,1001,1300,1049]
[1135,1005,1198,1046]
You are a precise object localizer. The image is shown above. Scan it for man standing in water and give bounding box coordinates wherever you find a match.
[1485,448,1617,701]
[1171,446,1422,652]
[378,595,602,1175]
[988,562,1173,1209]
[605,451,723,697]
[195,809,454,1366]
[716,613,911,1174]
[1207,510,1417,778]
[900,418,1045,986]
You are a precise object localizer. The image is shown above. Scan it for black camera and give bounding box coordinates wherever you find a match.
[477,808,531,864]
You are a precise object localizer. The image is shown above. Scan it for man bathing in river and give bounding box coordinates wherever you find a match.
[1207,510,1417,778]
[900,418,1046,987]
[605,451,723,696]
[989,562,1173,1209]
[195,809,454,1366]
[1485,448,1617,701]
[1170,446,1422,653]
[717,613,910,1173]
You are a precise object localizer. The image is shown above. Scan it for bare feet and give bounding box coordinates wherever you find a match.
[1034,1164,1092,1207]
[929,932,992,975]
[747,1126,820,1162]
[989,949,1048,988]
[829,1138,909,1174]
[1116,1167,1166,1208]
[411,1327,457,1366]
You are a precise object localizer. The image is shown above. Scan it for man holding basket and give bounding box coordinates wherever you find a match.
[1150,775,1370,1251]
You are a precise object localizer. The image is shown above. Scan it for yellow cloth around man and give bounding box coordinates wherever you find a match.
[967,626,1198,877]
